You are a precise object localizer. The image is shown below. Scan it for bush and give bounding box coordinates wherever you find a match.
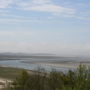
[8,65,90,90]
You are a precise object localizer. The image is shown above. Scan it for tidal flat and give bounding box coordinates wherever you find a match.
[0,53,90,72]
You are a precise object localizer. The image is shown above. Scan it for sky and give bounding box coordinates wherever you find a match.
[0,0,90,56]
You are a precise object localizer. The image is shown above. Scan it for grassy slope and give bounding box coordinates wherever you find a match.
[0,67,24,80]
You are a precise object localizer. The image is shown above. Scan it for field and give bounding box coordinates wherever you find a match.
[0,67,24,80]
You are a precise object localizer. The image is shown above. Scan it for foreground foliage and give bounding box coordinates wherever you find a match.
[6,65,90,90]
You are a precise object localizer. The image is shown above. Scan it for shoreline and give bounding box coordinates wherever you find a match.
[22,61,90,69]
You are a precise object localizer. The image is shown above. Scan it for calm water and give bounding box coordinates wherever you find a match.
[0,57,88,72]
[0,60,74,72]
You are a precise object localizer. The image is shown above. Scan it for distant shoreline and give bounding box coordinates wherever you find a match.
[22,60,90,69]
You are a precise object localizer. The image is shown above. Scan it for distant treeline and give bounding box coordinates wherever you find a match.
[4,65,90,90]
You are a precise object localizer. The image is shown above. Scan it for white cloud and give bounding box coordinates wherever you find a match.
[0,0,90,20]
[0,30,33,39]
[17,0,75,16]
[63,14,90,21]
[24,4,74,14]
[0,0,13,8]
[32,0,51,4]
[0,0,88,20]
[0,17,41,24]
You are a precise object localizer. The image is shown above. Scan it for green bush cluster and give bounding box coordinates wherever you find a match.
[7,65,90,90]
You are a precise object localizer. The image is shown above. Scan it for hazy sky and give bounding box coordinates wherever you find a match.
[0,0,90,56]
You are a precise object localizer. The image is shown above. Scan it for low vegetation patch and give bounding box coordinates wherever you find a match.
[0,67,24,80]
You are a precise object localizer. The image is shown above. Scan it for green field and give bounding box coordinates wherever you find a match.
[0,67,24,80]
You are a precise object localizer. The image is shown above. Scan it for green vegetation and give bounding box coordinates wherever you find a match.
[5,65,90,90]
[0,67,24,80]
